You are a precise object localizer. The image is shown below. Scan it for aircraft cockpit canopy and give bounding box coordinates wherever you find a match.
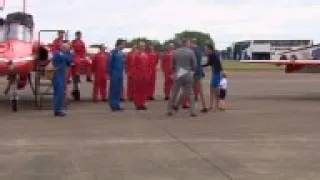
[0,12,34,42]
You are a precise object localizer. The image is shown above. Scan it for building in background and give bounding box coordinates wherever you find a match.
[228,40,313,60]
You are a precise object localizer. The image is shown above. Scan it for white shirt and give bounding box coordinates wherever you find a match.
[219,78,227,89]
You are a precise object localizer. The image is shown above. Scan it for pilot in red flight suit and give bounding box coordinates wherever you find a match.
[125,44,138,101]
[132,42,151,110]
[146,43,159,100]
[70,31,87,100]
[71,31,92,83]
[161,43,175,100]
[51,30,65,54]
[92,44,109,102]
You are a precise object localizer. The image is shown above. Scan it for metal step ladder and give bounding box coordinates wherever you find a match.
[34,29,69,109]
[34,60,53,109]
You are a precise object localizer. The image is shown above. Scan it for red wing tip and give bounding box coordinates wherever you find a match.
[240,60,320,65]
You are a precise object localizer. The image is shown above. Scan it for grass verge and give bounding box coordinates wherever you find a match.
[222,60,283,71]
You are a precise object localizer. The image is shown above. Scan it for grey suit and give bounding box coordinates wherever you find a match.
[167,47,197,114]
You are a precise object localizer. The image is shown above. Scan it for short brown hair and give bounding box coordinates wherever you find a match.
[115,39,125,47]
[182,38,191,45]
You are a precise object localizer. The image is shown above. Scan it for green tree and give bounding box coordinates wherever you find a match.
[127,37,152,48]
[89,44,102,48]
[173,30,214,46]
[127,37,163,51]
[162,39,175,47]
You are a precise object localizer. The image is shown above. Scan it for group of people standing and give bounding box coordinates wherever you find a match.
[49,31,227,117]
[166,39,227,117]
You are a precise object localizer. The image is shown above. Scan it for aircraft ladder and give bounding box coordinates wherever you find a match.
[34,29,69,109]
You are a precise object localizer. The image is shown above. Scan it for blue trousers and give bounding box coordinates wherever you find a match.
[109,76,123,109]
[53,78,65,113]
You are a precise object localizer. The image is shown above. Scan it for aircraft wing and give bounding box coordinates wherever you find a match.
[240,60,320,65]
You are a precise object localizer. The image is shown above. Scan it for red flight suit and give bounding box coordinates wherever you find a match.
[132,51,151,108]
[183,86,199,107]
[71,39,87,77]
[92,51,109,101]
[51,38,64,54]
[146,51,159,98]
[161,50,174,99]
[125,51,136,100]
[194,83,200,101]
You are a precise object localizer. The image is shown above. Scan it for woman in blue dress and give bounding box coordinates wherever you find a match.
[202,43,224,110]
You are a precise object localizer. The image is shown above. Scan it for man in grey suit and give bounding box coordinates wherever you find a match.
[167,39,197,117]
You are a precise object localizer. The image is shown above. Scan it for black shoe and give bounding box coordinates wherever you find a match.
[140,106,147,110]
[120,98,126,102]
[172,106,179,112]
[190,113,197,117]
[71,90,80,101]
[200,108,208,113]
[54,112,66,117]
[86,76,92,82]
[164,97,169,101]
[111,107,124,112]
[182,105,190,109]
[148,97,155,101]
[136,106,147,110]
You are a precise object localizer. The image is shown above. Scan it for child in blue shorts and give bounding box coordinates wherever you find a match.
[218,72,227,110]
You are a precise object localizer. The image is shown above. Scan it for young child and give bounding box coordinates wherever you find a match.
[218,72,227,110]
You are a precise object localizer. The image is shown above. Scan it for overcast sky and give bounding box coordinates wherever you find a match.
[1,0,320,49]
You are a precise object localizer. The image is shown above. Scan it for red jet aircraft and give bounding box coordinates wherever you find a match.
[240,59,320,73]
[0,12,55,111]
[241,44,320,73]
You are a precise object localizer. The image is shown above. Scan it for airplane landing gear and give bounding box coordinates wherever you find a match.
[8,75,19,112]
[10,93,19,112]
[71,75,81,101]
[71,90,80,101]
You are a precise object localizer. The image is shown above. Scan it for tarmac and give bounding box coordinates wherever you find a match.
[0,71,319,180]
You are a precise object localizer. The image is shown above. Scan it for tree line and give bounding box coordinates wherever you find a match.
[90,30,215,52]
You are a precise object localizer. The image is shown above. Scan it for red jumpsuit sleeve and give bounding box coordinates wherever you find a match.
[148,54,153,76]
[91,54,97,73]
[80,41,87,58]
[132,53,139,78]
[51,39,60,53]
[71,40,76,51]
[168,54,173,75]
